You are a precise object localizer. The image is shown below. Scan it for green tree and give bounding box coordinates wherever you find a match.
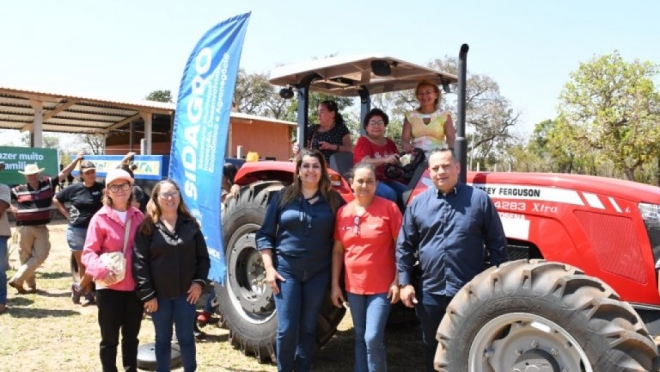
[557,51,660,181]
[507,136,544,172]
[234,70,273,114]
[145,90,173,103]
[510,118,609,176]
[527,119,577,173]
[233,69,298,122]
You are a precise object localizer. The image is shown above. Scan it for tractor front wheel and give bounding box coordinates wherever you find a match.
[435,259,658,372]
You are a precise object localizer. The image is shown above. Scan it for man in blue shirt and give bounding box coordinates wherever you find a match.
[396,148,508,372]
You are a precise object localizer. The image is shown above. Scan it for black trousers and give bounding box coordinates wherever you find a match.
[96,289,144,372]
[416,292,453,372]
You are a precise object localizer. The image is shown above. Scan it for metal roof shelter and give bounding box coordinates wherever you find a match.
[0,86,175,154]
[0,87,298,155]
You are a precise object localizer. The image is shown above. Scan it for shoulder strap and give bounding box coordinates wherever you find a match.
[122,218,132,254]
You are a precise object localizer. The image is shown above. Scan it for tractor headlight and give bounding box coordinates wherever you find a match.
[329,174,342,187]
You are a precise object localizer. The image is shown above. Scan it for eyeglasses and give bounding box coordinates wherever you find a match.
[301,163,321,170]
[158,191,180,199]
[368,120,385,126]
[353,215,361,236]
[108,183,131,192]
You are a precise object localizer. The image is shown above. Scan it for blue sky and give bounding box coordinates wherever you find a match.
[1,1,658,137]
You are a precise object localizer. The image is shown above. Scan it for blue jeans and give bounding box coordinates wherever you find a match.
[274,265,330,372]
[0,236,9,305]
[151,296,197,372]
[375,181,407,208]
[347,292,391,372]
[66,225,87,251]
[415,292,453,372]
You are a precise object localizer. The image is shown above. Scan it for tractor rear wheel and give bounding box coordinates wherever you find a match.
[435,259,658,372]
[216,181,345,363]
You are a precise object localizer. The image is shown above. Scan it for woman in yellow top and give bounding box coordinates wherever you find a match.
[401,80,456,153]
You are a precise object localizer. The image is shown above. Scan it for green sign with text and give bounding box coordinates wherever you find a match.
[0,147,59,186]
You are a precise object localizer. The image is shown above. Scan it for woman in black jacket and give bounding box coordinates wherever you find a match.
[133,179,210,372]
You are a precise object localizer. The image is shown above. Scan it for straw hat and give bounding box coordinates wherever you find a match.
[18,163,45,175]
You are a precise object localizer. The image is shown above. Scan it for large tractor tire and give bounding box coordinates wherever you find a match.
[216,181,346,363]
[435,259,658,372]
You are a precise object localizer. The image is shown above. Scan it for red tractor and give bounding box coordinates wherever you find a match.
[216,45,660,371]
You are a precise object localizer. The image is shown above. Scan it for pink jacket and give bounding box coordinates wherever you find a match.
[82,205,144,292]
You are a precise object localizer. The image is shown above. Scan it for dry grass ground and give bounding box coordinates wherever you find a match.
[0,221,425,371]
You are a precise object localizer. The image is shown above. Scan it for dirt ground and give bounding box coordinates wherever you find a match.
[0,220,424,372]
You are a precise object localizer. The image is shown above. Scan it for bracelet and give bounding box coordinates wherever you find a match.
[336,144,340,151]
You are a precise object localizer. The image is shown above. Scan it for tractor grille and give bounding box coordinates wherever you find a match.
[574,211,646,283]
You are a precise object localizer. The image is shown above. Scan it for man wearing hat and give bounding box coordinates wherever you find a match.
[8,152,84,294]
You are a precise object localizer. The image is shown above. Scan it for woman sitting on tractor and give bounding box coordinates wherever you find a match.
[401,80,456,154]
[293,100,353,163]
[353,108,406,208]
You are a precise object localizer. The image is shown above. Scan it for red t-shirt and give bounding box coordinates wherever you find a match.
[334,197,403,294]
[353,136,399,180]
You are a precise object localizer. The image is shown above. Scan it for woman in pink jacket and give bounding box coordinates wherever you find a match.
[82,169,145,372]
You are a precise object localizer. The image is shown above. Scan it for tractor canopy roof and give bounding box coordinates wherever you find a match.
[269,54,457,97]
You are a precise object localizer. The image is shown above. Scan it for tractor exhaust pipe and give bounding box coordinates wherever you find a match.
[456,44,469,184]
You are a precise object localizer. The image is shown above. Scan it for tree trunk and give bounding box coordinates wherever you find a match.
[623,167,635,181]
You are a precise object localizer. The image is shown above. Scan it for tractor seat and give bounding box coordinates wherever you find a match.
[328,152,354,179]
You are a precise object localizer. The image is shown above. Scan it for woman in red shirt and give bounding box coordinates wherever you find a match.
[353,108,406,208]
[331,162,402,372]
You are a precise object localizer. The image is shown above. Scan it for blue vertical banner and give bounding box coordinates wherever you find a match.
[169,12,251,284]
